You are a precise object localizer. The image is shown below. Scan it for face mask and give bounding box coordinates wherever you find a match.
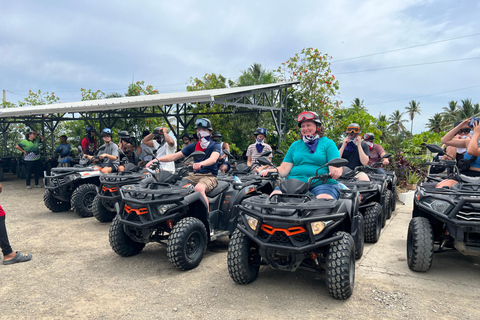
[256,138,264,144]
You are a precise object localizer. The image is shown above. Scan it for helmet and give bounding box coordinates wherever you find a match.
[195,118,213,131]
[101,128,113,136]
[153,127,164,139]
[253,128,268,137]
[118,130,130,139]
[85,126,96,134]
[212,131,222,138]
[346,123,361,134]
[363,133,374,142]
[182,133,193,140]
[297,111,321,126]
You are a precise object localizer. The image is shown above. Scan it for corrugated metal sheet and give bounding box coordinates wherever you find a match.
[0,81,298,118]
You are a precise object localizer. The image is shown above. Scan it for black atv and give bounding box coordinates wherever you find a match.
[407,144,480,272]
[227,158,363,300]
[43,145,107,217]
[109,152,275,271]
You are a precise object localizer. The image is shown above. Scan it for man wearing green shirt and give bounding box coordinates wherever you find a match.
[16,131,45,189]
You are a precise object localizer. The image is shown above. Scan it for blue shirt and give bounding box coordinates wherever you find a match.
[181,141,221,176]
[284,137,340,185]
[55,143,71,163]
[464,152,480,169]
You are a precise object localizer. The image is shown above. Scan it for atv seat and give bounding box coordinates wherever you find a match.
[207,180,229,198]
[52,167,94,173]
[459,174,480,184]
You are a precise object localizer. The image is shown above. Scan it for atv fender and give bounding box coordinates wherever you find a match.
[182,192,210,233]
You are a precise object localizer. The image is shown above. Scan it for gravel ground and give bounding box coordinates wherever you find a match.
[1,173,480,320]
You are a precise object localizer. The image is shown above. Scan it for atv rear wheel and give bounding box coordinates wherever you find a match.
[407,217,434,272]
[227,228,260,284]
[391,187,397,211]
[0,168,4,181]
[326,231,355,300]
[355,221,364,260]
[109,216,145,256]
[167,217,207,271]
[385,190,392,219]
[43,189,71,212]
[92,195,116,222]
[71,184,97,217]
[364,203,382,243]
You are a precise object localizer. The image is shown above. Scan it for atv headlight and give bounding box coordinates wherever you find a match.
[311,221,325,235]
[244,214,258,231]
[421,198,453,215]
[156,204,176,215]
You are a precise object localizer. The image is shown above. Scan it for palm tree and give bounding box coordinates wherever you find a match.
[388,110,408,135]
[234,63,276,87]
[376,113,390,144]
[405,100,421,135]
[427,113,446,134]
[441,100,459,128]
[456,98,478,120]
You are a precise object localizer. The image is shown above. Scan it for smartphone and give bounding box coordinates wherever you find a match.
[468,117,480,128]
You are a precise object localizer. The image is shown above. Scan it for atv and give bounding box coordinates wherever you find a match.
[109,152,274,271]
[227,158,363,300]
[43,145,106,217]
[407,144,480,272]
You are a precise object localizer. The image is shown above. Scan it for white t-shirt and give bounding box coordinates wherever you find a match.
[152,132,177,173]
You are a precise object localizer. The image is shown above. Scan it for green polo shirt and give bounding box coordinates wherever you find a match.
[18,138,42,161]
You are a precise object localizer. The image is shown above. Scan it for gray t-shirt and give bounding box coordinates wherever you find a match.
[101,142,120,164]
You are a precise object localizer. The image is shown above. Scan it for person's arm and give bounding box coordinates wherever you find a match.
[80,138,88,154]
[163,129,175,148]
[357,137,369,166]
[142,133,155,148]
[442,146,457,160]
[467,122,480,156]
[261,162,293,177]
[157,150,185,163]
[247,156,252,167]
[193,151,220,170]
[219,143,229,160]
[16,143,27,155]
[442,119,471,148]
[338,138,349,156]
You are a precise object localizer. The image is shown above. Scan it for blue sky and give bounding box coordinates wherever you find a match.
[1,0,479,134]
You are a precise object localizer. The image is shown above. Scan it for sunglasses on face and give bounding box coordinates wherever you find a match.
[346,127,360,134]
[297,111,316,122]
[195,119,209,127]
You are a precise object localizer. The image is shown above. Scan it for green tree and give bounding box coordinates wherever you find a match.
[80,88,105,101]
[232,63,276,87]
[441,100,458,127]
[456,98,479,120]
[405,100,421,135]
[18,89,60,107]
[427,113,446,134]
[388,110,407,135]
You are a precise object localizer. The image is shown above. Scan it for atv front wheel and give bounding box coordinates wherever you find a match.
[92,195,116,222]
[364,203,382,243]
[109,216,146,256]
[391,187,397,212]
[355,221,364,260]
[227,228,260,284]
[167,217,207,271]
[385,190,392,219]
[71,184,97,217]
[43,189,71,212]
[407,217,434,272]
[326,231,355,300]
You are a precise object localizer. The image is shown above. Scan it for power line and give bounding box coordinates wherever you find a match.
[336,57,480,75]
[331,32,480,63]
[368,84,480,105]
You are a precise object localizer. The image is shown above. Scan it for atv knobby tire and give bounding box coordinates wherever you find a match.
[385,190,392,219]
[0,168,4,182]
[407,217,434,272]
[43,189,71,212]
[326,231,355,300]
[355,221,364,260]
[227,228,260,284]
[167,217,207,271]
[92,194,116,222]
[364,203,382,243]
[391,188,397,212]
[109,216,145,256]
[71,183,98,217]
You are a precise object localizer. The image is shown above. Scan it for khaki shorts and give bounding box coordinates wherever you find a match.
[355,172,369,180]
[185,173,218,193]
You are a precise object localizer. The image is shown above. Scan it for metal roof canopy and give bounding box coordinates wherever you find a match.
[0,81,299,155]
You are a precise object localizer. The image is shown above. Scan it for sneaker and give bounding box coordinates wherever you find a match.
[26,186,32,189]
[35,185,42,188]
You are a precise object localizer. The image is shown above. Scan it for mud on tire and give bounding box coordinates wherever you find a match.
[167,217,207,271]
[43,189,71,212]
[92,194,116,222]
[364,203,382,243]
[326,231,355,300]
[227,228,260,284]
[109,216,145,256]
[407,217,434,272]
[71,184,97,217]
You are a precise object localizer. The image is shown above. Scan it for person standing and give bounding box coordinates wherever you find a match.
[1,183,33,265]
[142,127,177,173]
[246,128,273,173]
[80,126,97,155]
[55,135,71,167]
[16,130,46,189]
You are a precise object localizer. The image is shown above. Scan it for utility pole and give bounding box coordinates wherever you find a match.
[2,89,5,107]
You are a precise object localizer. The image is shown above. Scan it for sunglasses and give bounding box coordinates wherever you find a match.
[195,119,209,127]
[346,127,360,134]
[297,111,317,122]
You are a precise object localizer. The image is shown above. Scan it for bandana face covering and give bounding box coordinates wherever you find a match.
[255,138,265,153]
[365,141,374,150]
[195,130,211,151]
[345,137,358,152]
[302,134,319,153]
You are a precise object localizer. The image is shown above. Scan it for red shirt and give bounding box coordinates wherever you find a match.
[0,205,5,217]
[367,143,385,166]
[81,137,97,155]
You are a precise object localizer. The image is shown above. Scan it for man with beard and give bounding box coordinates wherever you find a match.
[246,128,272,173]
[80,126,97,155]
[146,118,220,211]
[338,123,370,181]
[142,127,176,173]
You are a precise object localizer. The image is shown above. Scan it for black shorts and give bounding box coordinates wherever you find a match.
[100,162,119,172]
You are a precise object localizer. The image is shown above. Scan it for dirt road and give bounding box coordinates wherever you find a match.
[1,174,479,319]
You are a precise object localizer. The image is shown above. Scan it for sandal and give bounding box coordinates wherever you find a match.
[3,251,32,265]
